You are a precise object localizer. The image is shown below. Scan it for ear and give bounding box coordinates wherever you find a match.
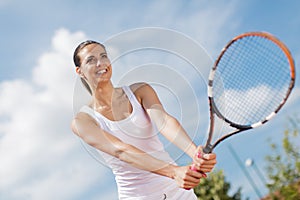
[75,67,86,79]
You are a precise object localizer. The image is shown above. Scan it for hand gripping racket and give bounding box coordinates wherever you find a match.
[191,32,295,171]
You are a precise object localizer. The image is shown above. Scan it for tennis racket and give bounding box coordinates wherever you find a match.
[191,32,295,171]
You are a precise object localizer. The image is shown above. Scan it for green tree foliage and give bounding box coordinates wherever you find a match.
[194,170,243,200]
[265,115,300,200]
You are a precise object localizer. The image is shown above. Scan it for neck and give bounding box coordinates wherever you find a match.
[92,81,115,108]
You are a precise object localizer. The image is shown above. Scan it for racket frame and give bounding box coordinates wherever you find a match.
[203,32,295,154]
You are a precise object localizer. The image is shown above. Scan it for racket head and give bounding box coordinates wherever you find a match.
[205,32,295,152]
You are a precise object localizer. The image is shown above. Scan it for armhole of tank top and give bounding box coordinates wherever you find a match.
[122,85,143,110]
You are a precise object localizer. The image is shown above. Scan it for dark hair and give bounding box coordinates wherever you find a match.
[73,40,106,95]
[73,40,106,67]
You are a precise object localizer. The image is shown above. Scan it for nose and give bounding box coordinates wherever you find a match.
[96,59,102,67]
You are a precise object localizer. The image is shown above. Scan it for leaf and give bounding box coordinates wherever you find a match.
[264,116,300,199]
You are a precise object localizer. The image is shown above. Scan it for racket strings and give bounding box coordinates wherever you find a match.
[213,35,292,125]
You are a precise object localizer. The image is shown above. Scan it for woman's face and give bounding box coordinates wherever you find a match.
[76,43,112,89]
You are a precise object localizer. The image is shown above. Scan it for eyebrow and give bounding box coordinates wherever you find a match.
[85,55,95,62]
[84,52,107,61]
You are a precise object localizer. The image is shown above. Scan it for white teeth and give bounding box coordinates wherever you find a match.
[97,69,107,74]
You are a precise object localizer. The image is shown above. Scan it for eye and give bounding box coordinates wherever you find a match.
[86,57,97,65]
[101,54,108,59]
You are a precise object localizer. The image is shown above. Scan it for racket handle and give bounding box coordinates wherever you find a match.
[203,144,213,154]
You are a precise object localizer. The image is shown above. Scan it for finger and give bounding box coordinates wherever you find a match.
[189,169,207,179]
[182,173,206,190]
[183,184,197,190]
[198,164,217,173]
[190,163,202,172]
[193,153,215,164]
[190,166,208,178]
[201,160,217,166]
[182,180,200,190]
[195,156,217,166]
[195,151,202,159]
[199,167,213,173]
[193,160,216,171]
[202,153,217,160]
[184,175,205,189]
[193,146,203,160]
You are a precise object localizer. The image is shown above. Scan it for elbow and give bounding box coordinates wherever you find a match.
[113,142,132,162]
[114,143,125,159]
[115,149,125,160]
[169,116,180,126]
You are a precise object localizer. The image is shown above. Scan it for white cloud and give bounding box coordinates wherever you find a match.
[215,85,293,126]
[0,28,114,200]
[32,28,85,105]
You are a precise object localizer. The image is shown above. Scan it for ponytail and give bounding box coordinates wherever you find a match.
[80,78,92,95]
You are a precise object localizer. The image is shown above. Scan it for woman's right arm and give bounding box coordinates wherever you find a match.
[71,112,203,189]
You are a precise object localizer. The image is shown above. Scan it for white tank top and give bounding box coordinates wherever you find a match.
[79,86,179,199]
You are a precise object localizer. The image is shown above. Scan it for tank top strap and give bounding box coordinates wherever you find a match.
[79,105,107,128]
[80,105,97,119]
[122,85,143,110]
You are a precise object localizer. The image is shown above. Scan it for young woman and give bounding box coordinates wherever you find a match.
[71,40,217,200]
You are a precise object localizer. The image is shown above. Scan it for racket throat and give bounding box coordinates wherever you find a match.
[203,144,214,154]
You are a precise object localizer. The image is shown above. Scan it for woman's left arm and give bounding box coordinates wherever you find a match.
[133,83,217,172]
[132,83,196,158]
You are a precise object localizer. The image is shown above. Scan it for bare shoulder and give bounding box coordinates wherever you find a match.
[129,82,155,94]
[129,82,154,101]
[71,112,98,136]
[129,82,162,109]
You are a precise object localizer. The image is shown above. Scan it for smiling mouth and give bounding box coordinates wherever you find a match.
[96,68,108,75]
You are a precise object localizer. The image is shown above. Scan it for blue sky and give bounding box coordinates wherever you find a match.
[0,1,299,200]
